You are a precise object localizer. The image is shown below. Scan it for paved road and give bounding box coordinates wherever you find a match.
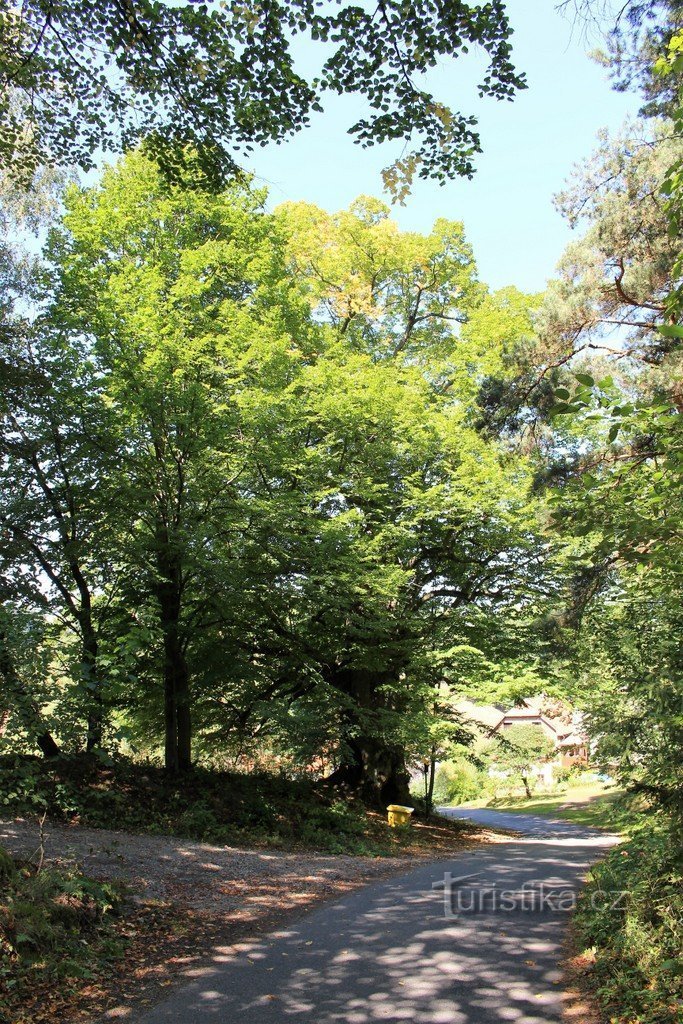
[442,806,602,839]
[138,809,619,1024]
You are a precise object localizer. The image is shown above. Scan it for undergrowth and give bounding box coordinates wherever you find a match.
[0,753,448,855]
[0,844,123,1022]
[574,821,683,1024]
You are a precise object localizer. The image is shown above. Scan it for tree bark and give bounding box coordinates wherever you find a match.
[326,735,411,806]
[324,667,411,807]
[78,616,103,752]
[155,531,191,773]
[160,601,191,772]
[425,750,437,818]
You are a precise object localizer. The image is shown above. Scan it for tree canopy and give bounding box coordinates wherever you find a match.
[0,151,557,802]
[0,0,525,191]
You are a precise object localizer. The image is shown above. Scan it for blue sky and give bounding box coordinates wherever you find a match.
[243,1,641,294]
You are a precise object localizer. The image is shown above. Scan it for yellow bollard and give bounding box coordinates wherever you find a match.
[386,804,414,827]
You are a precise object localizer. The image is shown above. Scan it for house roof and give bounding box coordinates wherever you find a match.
[456,697,584,744]
[558,732,587,748]
[497,706,562,732]
[455,699,504,731]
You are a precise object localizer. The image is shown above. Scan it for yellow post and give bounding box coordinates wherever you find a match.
[387,804,414,827]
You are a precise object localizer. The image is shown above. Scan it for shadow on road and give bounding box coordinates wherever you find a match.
[134,811,619,1024]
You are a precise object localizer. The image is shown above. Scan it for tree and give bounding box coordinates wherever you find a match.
[0,603,59,757]
[406,678,478,818]
[508,18,683,837]
[479,113,683,574]
[574,568,683,826]
[488,723,555,799]
[248,352,548,805]
[662,29,683,314]
[0,321,123,752]
[561,1,683,118]
[239,198,555,804]
[277,197,484,364]
[536,121,682,385]
[43,152,316,772]
[0,0,524,190]
[0,164,99,756]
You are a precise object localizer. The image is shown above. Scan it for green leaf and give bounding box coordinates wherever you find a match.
[549,403,583,416]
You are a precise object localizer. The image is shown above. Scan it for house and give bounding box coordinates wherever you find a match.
[456,696,589,769]
[556,730,590,768]
[455,699,506,731]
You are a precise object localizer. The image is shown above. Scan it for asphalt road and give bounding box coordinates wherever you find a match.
[138,809,619,1024]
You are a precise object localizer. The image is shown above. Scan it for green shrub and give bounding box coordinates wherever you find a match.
[554,766,574,786]
[432,757,483,805]
[574,822,683,1024]
[0,758,46,814]
[177,802,225,841]
[0,846,124,1015]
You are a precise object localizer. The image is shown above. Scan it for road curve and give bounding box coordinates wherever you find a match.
[138,809,619,1024]
[441,806,607,839]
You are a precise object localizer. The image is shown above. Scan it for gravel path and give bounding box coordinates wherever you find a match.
[0,817,416,922]
[0,815,492,1023]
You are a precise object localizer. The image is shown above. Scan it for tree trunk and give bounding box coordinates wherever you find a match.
[425,750,437,818]
[176,658,192,772]
[156,533,191,773]
[522,775,532,799]
[164,658,178,772]
[65,544,105,752]
[79,619,103,752]
[160,603,191,772]
[324,667,411,807]
[325,738,411,806]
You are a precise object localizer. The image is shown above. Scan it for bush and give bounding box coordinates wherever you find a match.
[432,757,483,805]
[0,846,124,1017]
[562,767,601,786]
[574,822,683,1024]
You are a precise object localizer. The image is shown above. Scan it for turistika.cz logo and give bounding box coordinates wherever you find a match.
[432,872,628,917]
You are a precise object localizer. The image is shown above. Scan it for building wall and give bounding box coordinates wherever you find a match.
[560,746,588,768]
